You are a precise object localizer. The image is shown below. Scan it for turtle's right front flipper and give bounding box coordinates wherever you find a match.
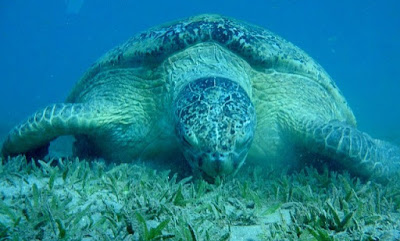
[1,103,101,159]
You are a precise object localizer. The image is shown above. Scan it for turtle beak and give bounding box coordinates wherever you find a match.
[199,149,250,178]
[201,152,234,176]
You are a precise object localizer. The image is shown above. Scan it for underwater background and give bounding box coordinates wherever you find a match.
[1,1,400,240]
[0,0,399,144]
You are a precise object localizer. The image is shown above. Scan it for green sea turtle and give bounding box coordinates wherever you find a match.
[2,14,399,180]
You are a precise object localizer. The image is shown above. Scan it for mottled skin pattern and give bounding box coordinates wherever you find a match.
[174,77,256,177]
[1,14,399,180]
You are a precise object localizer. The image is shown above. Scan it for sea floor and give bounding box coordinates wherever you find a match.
[0,138,400,240]
[0,156,400,240]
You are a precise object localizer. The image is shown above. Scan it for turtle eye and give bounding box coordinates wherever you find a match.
[182,136,192,147]
[182,133,199,147]
[236,134,252,148]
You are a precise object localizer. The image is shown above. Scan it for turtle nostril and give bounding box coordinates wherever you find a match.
[212,152,224,160]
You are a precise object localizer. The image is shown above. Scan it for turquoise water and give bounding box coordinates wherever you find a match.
[0,2,399,239]
[0,1,399,142]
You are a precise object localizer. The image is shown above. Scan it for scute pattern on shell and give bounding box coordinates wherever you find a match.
[68,14,340,102]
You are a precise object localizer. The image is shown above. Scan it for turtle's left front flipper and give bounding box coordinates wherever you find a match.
[291,118,400,181]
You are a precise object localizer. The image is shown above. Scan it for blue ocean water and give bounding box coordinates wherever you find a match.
[0,0,399,143]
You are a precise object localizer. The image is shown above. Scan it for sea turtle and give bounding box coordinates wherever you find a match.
[2,14,399,180]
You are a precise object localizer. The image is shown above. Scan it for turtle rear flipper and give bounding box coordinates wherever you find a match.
[293,119,400,181]
[1,103,100,159]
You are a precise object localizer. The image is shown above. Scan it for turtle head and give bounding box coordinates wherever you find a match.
[174,77,256,179]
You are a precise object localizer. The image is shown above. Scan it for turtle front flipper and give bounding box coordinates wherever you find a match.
[292,118,400,181]
[1,103,100,159]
